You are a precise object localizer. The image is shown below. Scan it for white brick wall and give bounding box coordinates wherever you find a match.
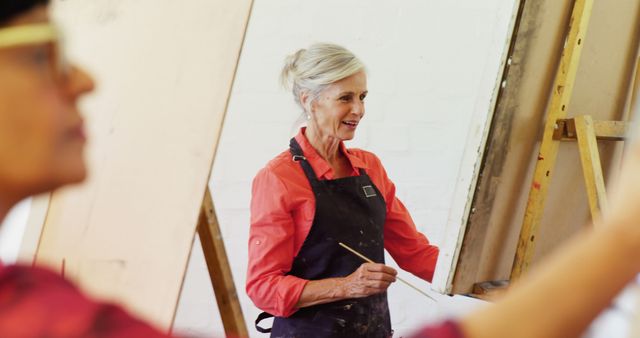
[174,0,517,336]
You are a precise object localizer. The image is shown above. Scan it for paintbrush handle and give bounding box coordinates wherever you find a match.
[396,276,437,301]
[339,242,375,263]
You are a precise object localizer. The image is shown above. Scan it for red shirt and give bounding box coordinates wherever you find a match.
[0,262,173,338]
[409,321,465,338]
[246,128,439,317]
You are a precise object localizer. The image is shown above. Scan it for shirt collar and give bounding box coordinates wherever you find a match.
[294,128,368,179]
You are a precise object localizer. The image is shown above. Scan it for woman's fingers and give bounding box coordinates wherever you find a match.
[366,279,393,290]
[366,271,396,283]
[359,263,397,289]
[364,263,398,276]
[341,262,400,298]
[363,263,397,284]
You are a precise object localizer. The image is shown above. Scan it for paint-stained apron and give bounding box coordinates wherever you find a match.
[255,138,392,338]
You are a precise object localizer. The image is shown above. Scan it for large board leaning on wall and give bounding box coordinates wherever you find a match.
[452,0,640,293]
[20,0,253,329]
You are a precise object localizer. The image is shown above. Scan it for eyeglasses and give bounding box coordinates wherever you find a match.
[0,23,70,84]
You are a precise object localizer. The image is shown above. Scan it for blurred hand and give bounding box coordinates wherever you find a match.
[341,263,397,298]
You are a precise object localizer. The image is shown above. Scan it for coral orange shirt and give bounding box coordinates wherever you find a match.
[246,128,439,317]
[0,263,172,338]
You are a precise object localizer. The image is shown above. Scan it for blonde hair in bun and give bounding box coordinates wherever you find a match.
[281,43,365,113]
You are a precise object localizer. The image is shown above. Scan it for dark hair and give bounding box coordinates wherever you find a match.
[0,0,49,25]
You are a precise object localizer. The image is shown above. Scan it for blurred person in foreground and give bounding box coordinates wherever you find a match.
[0,1,172,337]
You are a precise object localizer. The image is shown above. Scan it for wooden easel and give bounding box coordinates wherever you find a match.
[195,188,248,337]
[509,0,594,280]
[18,1,255,336]
[552,117,628,217]
[472,0,639,297]
[473,116,629,297]
[510,5,640,280]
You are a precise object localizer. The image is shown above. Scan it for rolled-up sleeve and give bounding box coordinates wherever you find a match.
[246,167,309,317]
[373,157,440,282]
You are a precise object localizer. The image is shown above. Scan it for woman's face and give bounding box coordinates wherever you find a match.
[307,70,367,142]
[0,6,95,201]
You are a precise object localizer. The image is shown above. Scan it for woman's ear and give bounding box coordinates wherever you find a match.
[299,91,313,115]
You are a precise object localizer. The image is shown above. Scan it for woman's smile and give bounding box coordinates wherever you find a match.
[341,120,359,130]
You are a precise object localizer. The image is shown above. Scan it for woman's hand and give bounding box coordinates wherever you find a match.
[295,263,398,309]
[340,263,398,298]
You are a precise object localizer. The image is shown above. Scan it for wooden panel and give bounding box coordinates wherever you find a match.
[431,0,521,294]
[453,0,640,292]
[29,0,253,330]
[453,0,574,293]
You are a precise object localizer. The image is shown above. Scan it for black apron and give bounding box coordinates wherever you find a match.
[255,138,392,338]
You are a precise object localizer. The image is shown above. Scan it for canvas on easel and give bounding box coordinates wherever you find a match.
[18,0,253,334]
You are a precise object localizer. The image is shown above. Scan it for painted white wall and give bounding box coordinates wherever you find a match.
[174,0,517,336]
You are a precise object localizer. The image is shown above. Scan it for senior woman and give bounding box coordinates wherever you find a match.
[0,2,171,336]
[246,43,440,337]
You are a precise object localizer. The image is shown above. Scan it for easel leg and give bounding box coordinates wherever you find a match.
[198,187,248,337]
[575,115,608,222]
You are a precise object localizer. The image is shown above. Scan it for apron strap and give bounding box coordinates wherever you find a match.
[289,137,367,184]
[255,311,274,333]
[289,138,322,187]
